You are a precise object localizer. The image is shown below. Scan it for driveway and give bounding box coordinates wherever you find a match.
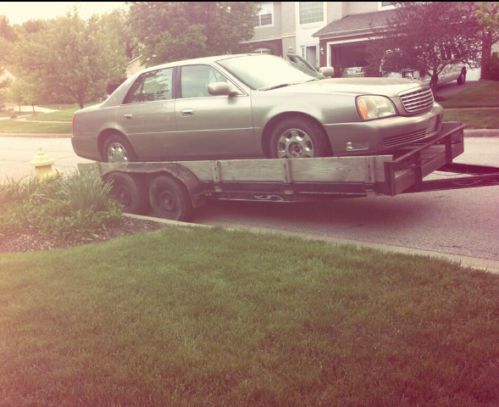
[0,136,498,261]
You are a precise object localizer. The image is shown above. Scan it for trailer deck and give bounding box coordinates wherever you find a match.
[78,122,499,220]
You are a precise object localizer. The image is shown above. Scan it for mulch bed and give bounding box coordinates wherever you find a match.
[0,217,168,253]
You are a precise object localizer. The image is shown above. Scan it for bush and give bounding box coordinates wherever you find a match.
[0,172,122,240]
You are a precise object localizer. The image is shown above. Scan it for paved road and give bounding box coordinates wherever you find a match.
[0,137,92,180]
[0,136,498,260]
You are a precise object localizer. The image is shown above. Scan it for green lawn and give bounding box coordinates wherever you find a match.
[38,102,100,110]
[444,108,499,129]
[25,107,78,122]
[439,80,499,108]
[0,119,71,134]
[1,227,497,406]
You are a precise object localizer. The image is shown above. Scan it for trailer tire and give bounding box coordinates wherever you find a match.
[269,117,330,158]
[149,174,192,221]
[106,172,148,214]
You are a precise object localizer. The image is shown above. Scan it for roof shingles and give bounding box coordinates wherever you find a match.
[313,9,397,39]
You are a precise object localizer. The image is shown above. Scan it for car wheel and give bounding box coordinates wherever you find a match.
[457,72,466,85]
[103,133,136,162]
[269,117,330,158]
[149,174,192,221]
[105,172,148,214]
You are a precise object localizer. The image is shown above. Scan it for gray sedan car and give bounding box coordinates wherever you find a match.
[72,54,443,162]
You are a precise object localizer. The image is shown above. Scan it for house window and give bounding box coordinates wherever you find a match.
[299,2,324,24]
[254,2,273,27]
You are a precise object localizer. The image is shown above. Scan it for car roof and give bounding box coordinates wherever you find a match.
[140,53,278,73]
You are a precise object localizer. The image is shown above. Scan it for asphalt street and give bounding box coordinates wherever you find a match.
[0,135,498,260]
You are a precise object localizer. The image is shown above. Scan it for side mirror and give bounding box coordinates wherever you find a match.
[319,67,334,78]
[208,82,238,96]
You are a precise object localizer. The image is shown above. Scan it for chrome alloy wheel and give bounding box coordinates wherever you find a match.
[276,128,315,158]
[107,142,129,162]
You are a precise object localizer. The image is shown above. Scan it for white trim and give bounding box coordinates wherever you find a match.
[326,35,385,46]
[316,25,391,39]
[242,34,295,44]
[326,36,385,67]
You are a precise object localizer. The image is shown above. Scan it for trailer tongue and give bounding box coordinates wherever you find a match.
[79,122,499,221]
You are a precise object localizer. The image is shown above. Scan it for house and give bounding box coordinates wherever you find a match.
[244,1,396,72]
[127,2,396,77]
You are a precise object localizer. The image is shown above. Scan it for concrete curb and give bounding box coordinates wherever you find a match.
[124,213,499,275]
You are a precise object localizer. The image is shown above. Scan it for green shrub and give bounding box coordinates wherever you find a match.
[0,172,122,240]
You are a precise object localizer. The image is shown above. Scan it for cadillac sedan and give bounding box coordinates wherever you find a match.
[71,54,443,162]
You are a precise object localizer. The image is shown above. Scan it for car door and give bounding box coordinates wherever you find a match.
[116,67,176,161]
[173,64,258,159]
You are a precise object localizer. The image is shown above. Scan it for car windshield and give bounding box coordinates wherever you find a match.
[217,55,319,90]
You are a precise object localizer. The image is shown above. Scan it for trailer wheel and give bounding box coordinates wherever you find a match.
[149,174,192,221]
[106,172,148,214]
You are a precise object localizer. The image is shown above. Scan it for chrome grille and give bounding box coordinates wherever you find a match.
[383,128,428,148]
[399,88,434,114]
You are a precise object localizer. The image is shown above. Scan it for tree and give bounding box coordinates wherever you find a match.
[476,2,499,79]
[8,77,41,112]
[128,2,258,66]
[367,2,482,89]
[12,11,128,108]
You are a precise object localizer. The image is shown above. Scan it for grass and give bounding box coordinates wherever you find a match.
[444,108,499,129]
[0,172,121,240]
[0,119,71,134]
[0,227,497,406]
[439,80,499,108]
[38,101,100,110]
[25,107,78,122]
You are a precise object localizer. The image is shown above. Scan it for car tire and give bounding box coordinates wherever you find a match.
[105,172,148,214]
[269,117,330,158]
[102,133,136,162]
[148,174,192,221]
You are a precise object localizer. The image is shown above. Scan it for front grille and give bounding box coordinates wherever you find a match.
[399,88,434,114]
[383,128,428,148]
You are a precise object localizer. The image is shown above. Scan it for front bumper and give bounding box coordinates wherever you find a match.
[323,103,444,155]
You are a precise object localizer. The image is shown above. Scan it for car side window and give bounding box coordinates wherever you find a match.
[124,68,173,104]
[180,65,230,98]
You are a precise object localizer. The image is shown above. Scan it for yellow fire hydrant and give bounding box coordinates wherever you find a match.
[30,148,59,181]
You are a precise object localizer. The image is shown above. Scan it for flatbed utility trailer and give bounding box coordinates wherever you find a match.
[78,122,499,221]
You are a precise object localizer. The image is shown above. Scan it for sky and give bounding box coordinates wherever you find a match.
[0,2,127,25]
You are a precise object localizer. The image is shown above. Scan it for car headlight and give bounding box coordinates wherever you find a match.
[356,95,397,120]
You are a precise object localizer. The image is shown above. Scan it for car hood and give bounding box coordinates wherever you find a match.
[270,77,426,97]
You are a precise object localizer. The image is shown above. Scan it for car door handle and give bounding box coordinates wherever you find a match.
[123,113,133,119]
[181,109,194,116]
